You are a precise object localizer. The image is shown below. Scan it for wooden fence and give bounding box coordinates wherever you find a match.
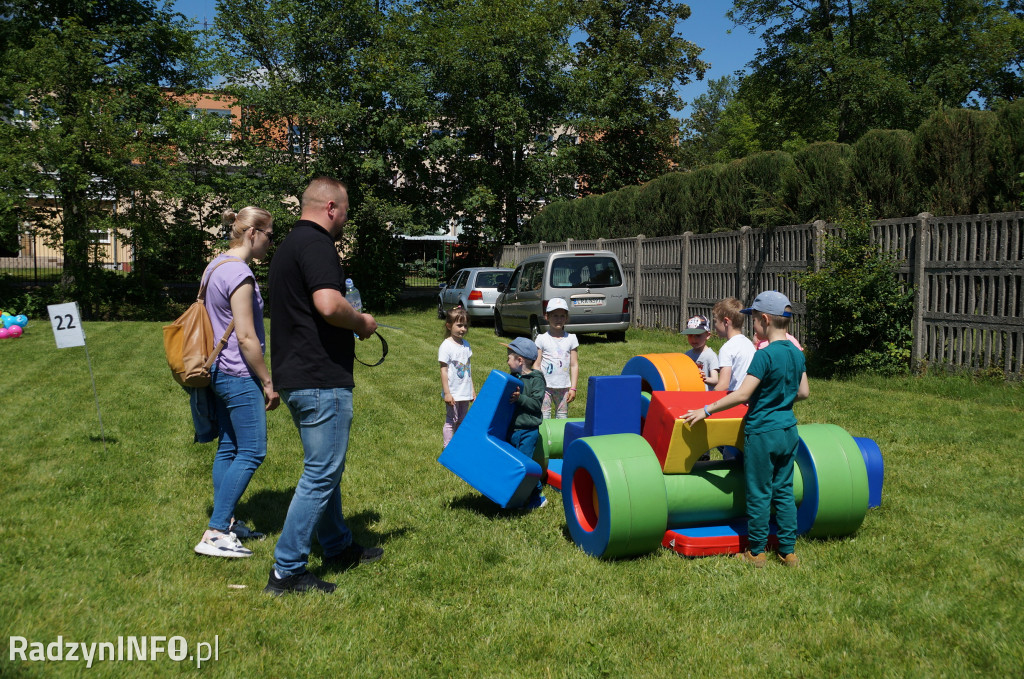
[499,212,1024,377]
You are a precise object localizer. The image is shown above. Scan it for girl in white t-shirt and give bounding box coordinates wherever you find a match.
[533,298,579,419]
[438,306,474,448]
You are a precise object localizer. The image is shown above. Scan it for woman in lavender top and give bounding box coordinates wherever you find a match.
[194,207,280,559]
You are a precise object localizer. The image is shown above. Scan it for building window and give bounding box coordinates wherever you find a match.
[188,108,233,140]
[289,124,309,155]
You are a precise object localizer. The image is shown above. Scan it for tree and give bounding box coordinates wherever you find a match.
[212,0,446,309]
[678,75,760,169]
[214,0,713,272]
[729,0,1024,147]
[407,0,578,245]
[569,0,708,194]
[0,0,202,315]
[797,204,914,376]
[214,0,405,202]
[851,129,920,218]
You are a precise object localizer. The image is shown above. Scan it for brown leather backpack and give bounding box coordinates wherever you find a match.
[163,257,241,387]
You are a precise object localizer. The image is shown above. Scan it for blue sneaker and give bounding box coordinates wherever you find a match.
[523,492,548,510]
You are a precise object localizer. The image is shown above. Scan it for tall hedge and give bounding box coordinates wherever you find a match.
[792,142,854,223]
[738,151,798,227]
[636,172,684,236]
[915,108,1000,215]
[675,165,722,233]
[714,160,747,231]
[995,99,1024,211]
[851,129,919,218]
[607,184,641,238]
[523,105,1022,242]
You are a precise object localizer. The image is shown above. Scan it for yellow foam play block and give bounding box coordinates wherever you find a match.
[663,416,745,474]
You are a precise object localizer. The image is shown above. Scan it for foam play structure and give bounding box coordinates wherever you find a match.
[438,370,544,508]
[439,354,884,559]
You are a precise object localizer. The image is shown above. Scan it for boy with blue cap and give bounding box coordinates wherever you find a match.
[682,291,809,567]
[503,337,548,510]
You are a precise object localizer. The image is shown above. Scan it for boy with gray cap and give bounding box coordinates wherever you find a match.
[682,291,809,568]
[504,337,548,509]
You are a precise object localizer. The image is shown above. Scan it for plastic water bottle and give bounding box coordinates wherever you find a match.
[345,278,363,338]
[345,278,362,314]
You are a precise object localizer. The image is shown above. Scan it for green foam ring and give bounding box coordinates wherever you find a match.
[796,423,870,537]
[535,418,586,463]
[568,434,668,559]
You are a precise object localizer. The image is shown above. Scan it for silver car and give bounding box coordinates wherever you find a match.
[437,267,514,319]
[494,250,630,341]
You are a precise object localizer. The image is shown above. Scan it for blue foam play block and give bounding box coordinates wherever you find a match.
[562,421,585,455]
[563,375,642,453]
[438,370,543,508]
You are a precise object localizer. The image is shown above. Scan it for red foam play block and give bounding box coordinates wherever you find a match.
[642,391,748,462]
[661,524,779,557]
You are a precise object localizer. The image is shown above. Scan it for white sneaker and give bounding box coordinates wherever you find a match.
[194,531,252,558]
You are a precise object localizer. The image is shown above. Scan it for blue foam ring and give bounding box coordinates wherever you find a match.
[794,436,819,536]
[562,437,620,557]
[438,369,543,509]
[854,437,884,508]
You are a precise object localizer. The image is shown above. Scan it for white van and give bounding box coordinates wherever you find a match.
[494,250,630,341]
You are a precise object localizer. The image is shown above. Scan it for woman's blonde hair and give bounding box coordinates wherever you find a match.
[222,207,273,246]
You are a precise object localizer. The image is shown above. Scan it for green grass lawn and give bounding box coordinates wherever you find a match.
[1,304,1022,677]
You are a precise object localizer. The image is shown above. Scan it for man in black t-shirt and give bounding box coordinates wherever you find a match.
[264,176,383,596]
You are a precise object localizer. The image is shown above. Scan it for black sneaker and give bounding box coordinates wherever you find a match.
[264,569,337,595]
[229,520,265,541]
[323,542,384,570]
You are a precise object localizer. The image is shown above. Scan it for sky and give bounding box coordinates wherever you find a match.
[167,0,763,117]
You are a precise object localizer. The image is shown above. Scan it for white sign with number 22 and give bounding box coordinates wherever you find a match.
[48,302,86,348]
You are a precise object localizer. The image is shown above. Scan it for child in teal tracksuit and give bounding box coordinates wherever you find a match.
[683,291,809,567]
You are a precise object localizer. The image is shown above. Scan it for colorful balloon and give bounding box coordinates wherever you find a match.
[0,327,10,339]
[1,317,13,329]
[14,315,27,327]
[7,325,22,338]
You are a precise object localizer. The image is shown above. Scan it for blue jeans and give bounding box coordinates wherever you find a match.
[511,428,543,495]
[209,369,267,532]
[273,388,354,576]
